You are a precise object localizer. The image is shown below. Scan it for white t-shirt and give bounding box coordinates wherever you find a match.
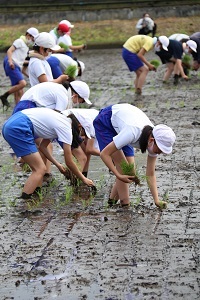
[12,38,29,69]
[21,107,72,144]
[51,53,78,75]
[168,33,189,42]
[58,34,73,53]
[111,104,154,150]
[28,57,53,86]
[21,82,72,111]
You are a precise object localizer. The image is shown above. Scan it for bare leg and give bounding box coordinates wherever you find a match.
[135,65,149,93]
[35,138,53,176]
[163,62,174,81]
[22,152,47,194]
[109,151,136,205]
[14,88,24,104]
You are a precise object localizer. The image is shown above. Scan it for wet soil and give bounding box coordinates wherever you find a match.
[0,49,200,300]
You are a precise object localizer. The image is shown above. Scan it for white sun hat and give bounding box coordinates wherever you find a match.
[70,81,91,105]
[34,32,61,50]
[158,36,169,51]
[153,124,176,154]
[27,27,39,38]
[186,40,197,52]
[59,19,74,28]
[62,108,99,138]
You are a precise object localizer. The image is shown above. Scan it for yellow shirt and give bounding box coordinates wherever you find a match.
[123,35,154,53]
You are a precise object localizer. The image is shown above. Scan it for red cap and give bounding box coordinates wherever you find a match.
[58,23,70,33]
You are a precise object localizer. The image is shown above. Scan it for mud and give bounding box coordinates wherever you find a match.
[0,49,200,300]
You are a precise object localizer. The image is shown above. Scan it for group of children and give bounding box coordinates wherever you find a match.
[122,29,199,94]
[1,19,178,209]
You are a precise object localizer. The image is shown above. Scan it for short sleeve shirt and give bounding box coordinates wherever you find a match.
[123,35,154,53]
[156,39,183,63]
[21,81,72,111]
[28,57,53,86]
[21,107,72,144]
[12,38,29,69]
[110,104,154,149]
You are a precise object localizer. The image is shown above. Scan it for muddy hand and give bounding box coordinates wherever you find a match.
[83,177,95,187]
[156,200,168,209]
[129,175,141,186]
[119,174,135,183]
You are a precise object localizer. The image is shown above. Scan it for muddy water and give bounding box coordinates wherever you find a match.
[0,49,200,300]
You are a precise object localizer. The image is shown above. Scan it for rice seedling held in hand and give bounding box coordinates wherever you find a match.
[120,160,141,185]
[64,65,78,81]
[150,59,160,69]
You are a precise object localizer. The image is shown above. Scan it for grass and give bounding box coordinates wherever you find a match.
[0,16,199,51]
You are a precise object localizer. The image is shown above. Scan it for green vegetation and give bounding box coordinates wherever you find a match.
[0,16,199,51]
[120,160,135,176]
[64,65,77,78]
[150,59,160,68]
[120,160,141,186]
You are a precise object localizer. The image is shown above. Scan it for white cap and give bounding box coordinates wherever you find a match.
[158,36,169,51]
[27,27,39,38]
[153,124,176,154]
[186,40,197,52]
[59,19,74,28]
[62,108,99,138]
[34,32,61,50]
[77,60,85,75]
[70,81,91,105]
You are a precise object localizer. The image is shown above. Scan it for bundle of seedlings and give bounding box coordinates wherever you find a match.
[150,59,160,69]
[64,65,78,82]
[182,54,192,76]
[120,160,141,186]
[58,42,69,51]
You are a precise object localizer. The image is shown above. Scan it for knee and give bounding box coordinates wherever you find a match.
[20,80,27,89]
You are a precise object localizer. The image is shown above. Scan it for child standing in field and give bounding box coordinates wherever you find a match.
[122,35,157,95]
[0,27,38,108]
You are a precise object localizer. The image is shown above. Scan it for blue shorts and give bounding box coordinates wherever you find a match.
[3,56,24,86]
[93,105,134,157]
[47,56,62,79]
[2,112,38,158]
[122,47,143,72]
[12,100,37,114]
[65,51,73,58]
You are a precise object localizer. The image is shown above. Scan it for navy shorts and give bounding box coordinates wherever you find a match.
[2,112,38,158]
[122,47,143,72]
[93,105,134,156]
[12,100,37,114]
[47,56,62,79]
[3,56,24,86]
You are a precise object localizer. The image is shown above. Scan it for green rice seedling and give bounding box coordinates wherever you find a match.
[158,189,169,209]
[58,42,69,51]
[182,54,192,68]
[65,186,73,205]
[150,59,160,68]
[120,160,140,185]
[179,100,185,108]
[22,163,31,173]
[120,160,135,176]
[158,200,168,209]
[64,64,77,78]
